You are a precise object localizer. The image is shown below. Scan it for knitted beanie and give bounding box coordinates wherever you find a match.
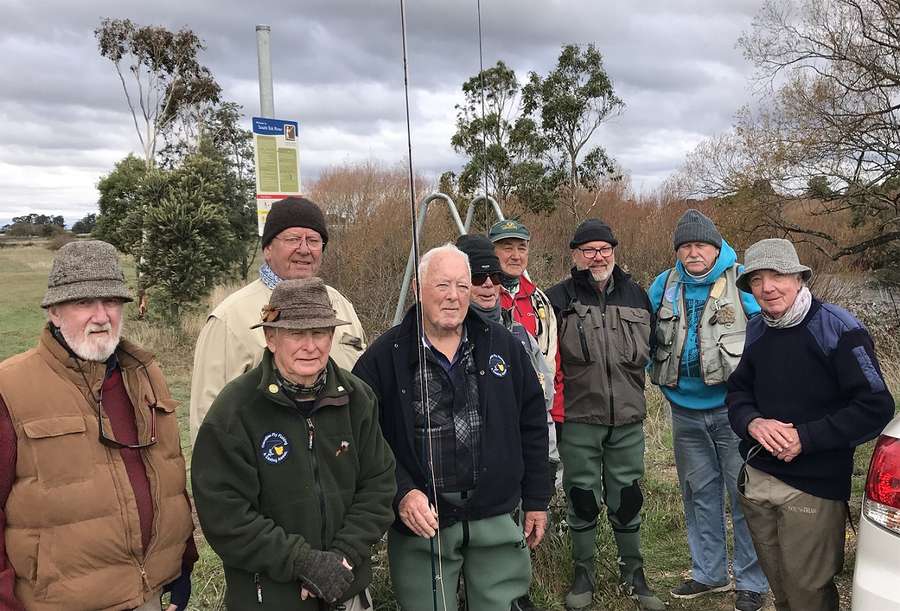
[569,219,618,248]
[262,197,329,249]
[672,209,722,250]
[456,234,502,275]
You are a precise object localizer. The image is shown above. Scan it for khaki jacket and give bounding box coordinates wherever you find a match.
[0,330,192,610]
[189,279,366,442]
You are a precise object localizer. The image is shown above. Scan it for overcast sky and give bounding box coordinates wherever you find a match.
[0,0,765,225]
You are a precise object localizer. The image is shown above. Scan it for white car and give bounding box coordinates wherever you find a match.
[852,413,900,610]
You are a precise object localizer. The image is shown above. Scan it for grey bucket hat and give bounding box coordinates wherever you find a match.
[251,277,349,330]
[736,238,812,292]
[42,240,133,308]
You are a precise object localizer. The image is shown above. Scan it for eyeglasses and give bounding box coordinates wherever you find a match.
[576,246,614,259]
[274,235,323,250]
[472,272,503,286]
[79,357,160,450]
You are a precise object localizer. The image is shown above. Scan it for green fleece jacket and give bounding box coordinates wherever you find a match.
[191,353,396,610]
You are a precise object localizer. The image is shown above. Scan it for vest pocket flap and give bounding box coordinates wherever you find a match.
[22,416,86,439]
[155,397,179,413]
[718,332,746,357]
[619,309,650,324]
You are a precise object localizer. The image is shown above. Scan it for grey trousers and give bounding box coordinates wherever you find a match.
[738,465,846,611]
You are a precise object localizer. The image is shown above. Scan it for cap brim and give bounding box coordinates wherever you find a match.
[490,232,530,243]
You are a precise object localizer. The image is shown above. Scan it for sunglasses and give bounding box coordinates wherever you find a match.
[472,272,503,286]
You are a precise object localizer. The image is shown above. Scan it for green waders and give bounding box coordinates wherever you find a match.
[387,512,531,611]
[560,421,647,581]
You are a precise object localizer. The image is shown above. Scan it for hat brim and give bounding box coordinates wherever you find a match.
[251,317,351,330]
[490,231,530,243]
[41,280,134,308]
[736,264,812,293]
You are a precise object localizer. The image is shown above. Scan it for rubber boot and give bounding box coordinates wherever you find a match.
[613,530,664,611]
[566,528,597,609]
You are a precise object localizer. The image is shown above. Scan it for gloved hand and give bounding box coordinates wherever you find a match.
[296,549,353,603]
[163,569,192,611]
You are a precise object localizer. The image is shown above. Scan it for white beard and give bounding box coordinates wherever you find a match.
[590,267,612,284]
[61,321,122,362]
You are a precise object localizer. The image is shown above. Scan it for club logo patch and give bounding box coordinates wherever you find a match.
[260,432,290,464]
[489,353,508,377]
[664,285,678,303]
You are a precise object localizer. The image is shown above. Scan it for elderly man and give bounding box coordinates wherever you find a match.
[192,277,396,610]
[190,196,366,441]
[728,238,894,611]
[353,244,551,611]
[547,219,664,611]
[0,240,196,611]
[647,209,767,611]
[458,233,557,611]
[489,220,557,395]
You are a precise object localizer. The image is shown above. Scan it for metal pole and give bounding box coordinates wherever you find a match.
[392,192,467,325]
[256,25,275,117]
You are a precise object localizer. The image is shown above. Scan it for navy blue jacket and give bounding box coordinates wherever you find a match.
[352,307,551,534]
[727,298,895,500]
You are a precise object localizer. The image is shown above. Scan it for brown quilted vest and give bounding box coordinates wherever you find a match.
[0,329,193,611]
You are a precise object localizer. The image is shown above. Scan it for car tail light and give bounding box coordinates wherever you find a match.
[864,435,900,535]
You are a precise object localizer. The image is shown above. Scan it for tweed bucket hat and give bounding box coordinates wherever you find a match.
[41,240,133,308]
[251,277,349,330]
[736,238,812,292]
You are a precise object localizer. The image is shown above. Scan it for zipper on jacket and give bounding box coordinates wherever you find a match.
[254,572,263,604]
[139,565,150,592]
[601,309,615,424]
[576,317,592,363]
[306,417,328,550]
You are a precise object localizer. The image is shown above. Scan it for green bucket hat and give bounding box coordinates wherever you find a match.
[42,240,133,308]
[251,277,350,330]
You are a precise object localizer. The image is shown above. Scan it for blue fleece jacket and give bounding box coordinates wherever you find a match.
[648,240,760,409]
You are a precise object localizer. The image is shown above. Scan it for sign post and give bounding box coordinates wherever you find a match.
[252,116,301,234]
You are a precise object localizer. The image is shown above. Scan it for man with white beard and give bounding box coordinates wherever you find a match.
[0,240,196,611]
[546,220,665,611]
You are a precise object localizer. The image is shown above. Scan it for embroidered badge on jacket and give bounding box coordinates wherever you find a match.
[489,354,508,377]
[261,432,290,464]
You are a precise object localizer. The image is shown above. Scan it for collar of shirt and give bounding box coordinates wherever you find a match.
[422,327,469,373]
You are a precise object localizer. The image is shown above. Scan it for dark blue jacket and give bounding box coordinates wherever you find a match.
[727,298,895,499]
[352,306,551,534]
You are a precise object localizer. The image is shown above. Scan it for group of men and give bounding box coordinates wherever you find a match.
[0,195,893,611]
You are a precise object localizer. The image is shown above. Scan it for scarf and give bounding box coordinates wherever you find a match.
[274,367,327,407]
[259,263,282,290]
[763,286,812,329]
[471,302,502,324]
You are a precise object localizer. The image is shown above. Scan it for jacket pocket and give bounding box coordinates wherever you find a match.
[22,416,93,487]
[618,307,651,365]
[717,331,746,379]
[559,306,593,365]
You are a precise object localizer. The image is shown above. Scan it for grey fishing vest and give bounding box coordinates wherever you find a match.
[649,265,748,388]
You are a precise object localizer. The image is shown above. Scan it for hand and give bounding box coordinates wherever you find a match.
[301,558,352,600]
[747,418,797,456]
[296,550,353,603]
[162,569,191,611]
[523,511,547,549]
[775,428,802,462]
[398,489,439,538]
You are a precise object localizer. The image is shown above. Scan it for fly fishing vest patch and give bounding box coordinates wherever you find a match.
[649,265,748,388]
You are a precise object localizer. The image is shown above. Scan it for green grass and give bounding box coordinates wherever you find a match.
[0,241,894,610]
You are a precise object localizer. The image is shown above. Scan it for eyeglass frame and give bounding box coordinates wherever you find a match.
[576,245,614,259]
[272,235,324,250]
[77,352,160,450]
